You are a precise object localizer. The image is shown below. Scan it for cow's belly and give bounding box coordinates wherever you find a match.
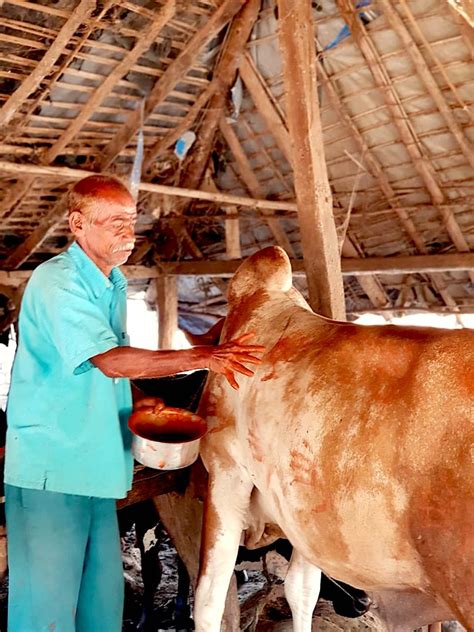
[245,456,426,590]
[233,385,429,590]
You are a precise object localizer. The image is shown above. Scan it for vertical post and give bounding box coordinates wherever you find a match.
[156,274,178,349]
[277,0,345,319]
[225,207,242,259]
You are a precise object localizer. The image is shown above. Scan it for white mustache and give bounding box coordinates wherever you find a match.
[112,242,135,253]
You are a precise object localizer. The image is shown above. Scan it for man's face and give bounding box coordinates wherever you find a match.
[69,187,137,275]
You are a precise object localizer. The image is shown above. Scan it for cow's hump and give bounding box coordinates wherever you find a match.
[228,246,292,303]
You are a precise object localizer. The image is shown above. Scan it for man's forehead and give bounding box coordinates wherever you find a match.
[90,194,136,216]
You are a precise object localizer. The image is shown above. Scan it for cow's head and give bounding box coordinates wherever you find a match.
[227,247,311,320]
[228,246,292,304]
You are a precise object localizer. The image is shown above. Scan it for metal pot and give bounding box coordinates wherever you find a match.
[128,405,208,471]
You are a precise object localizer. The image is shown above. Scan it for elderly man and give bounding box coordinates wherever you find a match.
[4,175,263,632]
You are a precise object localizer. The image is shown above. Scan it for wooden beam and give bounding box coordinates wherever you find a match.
[219,116,296,257]
[0,160,297,212]
[0,2,116,221]
[117,468,187,509]
[0,271,32,286]
[318,61,423,251]
[176,0,261,200]
[399,0,473,121]
[317,60,458,312]
[0,177,33,220]
[446,0,474,26]
[43,0,176,164]
[99,0,257,269]
[340,238,390,310]
[0,0,95,127]
[143,81,217,171]
[379,0,474,169]
[141,252,474,278]
[154,0,260,261]
[224,207,242,259]
[239,53,292,166]
[156,275,178,349]
[277,0,345,319]
[241,49,390,312]
[2,252,474,284]
[201,170,241,259]
[98,0,247,169]
[448,4,474,61]
[3,197,66,269]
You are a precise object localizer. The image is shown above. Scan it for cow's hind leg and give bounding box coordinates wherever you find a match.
[285,550,321,632]
[194,468,253,632]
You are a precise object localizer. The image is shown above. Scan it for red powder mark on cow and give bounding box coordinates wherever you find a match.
[261,369,276,382]
[289,449,329,513]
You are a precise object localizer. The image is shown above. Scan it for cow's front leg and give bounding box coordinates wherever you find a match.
[194,469,252,632]
[285,549,321,632]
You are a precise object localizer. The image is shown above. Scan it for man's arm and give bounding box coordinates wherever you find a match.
[91,334,264,390]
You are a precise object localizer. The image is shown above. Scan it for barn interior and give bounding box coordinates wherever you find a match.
[0,0,472,630]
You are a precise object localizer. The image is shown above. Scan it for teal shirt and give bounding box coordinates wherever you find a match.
[5,242,133,499]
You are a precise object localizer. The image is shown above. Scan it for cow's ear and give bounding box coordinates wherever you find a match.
[228,246,292,303]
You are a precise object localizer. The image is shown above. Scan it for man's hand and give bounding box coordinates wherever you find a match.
[204,333,265,390]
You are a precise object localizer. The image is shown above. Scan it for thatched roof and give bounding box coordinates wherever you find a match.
[0,0,473,328]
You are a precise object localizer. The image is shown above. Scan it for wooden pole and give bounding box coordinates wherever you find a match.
[219,116,296,257]
[276,0,345,319]
[156,275,178,349]
[201,170,241,259]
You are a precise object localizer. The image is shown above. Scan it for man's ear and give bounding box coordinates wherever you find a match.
[68,211,84,236]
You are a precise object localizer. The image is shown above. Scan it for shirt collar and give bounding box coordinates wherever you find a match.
[67,242,128,298]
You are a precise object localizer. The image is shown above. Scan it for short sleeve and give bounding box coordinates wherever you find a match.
[32,279,119,375]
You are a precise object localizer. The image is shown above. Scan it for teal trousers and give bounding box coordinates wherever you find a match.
[5,485,124,632]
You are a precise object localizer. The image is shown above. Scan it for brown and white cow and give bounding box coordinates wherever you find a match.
[194,247,474,632]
